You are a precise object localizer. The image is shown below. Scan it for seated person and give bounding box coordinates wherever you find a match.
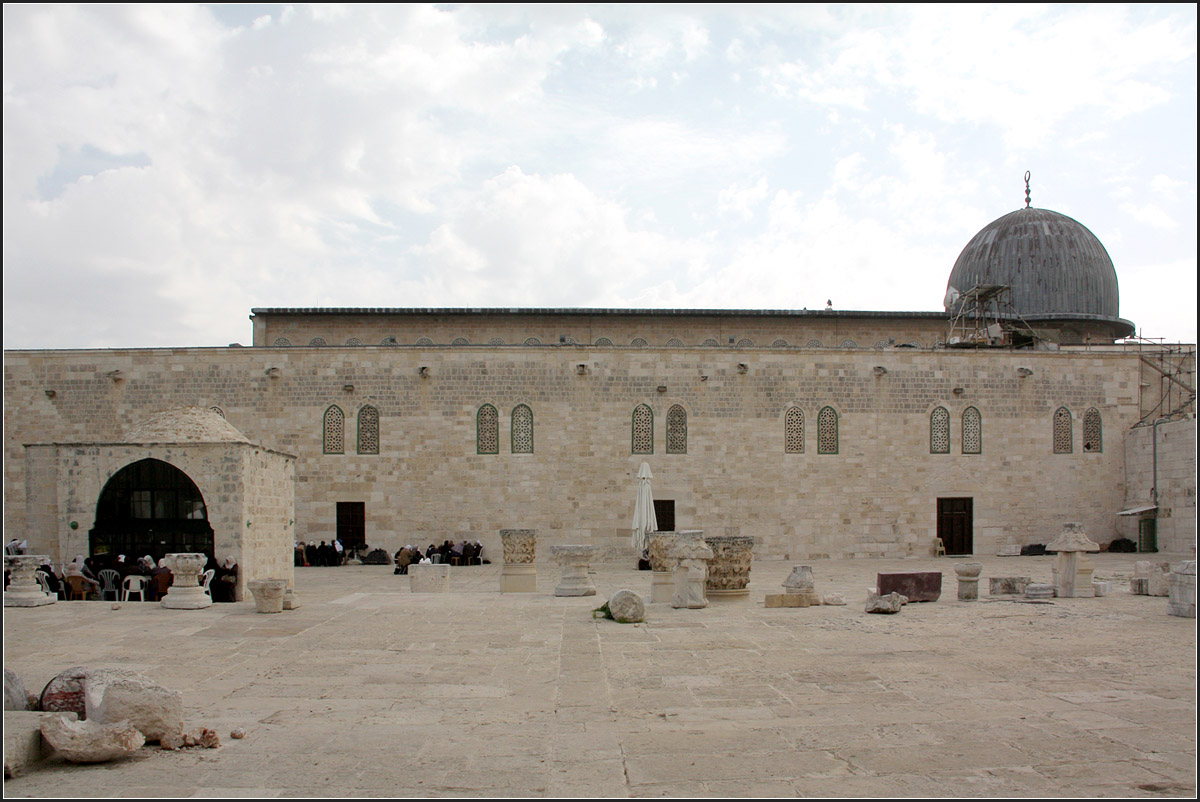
[212,557,238,603]
[36,559,64,599]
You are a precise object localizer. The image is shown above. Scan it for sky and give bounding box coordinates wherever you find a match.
[3,4,1196,349]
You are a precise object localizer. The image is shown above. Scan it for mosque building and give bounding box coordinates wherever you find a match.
[4,192,1195,600]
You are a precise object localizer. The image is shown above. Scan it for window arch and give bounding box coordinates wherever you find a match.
[817,406,839,454]
[737,339,755,348]
[702,338,721,347]
[785,407,804,453]
[208,406,225,419]
[272,337,291,347]
[524,337,541,345]
[1053,407,1073,453]
[357,406,379,455]
[841,339,858,348]
[665,338,684,347]
[414,337,433,346]
[772,339,789,348]
[806,339,824,348]
[91,458,213,559]
[309,337,327,347]
[632,404,653,454]
[477,404,499,455]
[452,337,470,345]
[631,338,648,347]
[511,404,533,454]
[345,337,362,346]
[323,405,345,454]
[1083,408,1102,453]
[489,337,505,345]
[594,337,613,346]
[666,405,687,454]
[930,407,950,454]
[962,407,982,454]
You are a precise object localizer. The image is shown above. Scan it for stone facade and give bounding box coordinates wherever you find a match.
[3,315,1189,564]
[1119,416,1197,554]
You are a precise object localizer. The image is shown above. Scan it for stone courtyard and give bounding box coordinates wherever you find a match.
[3,552,1196,798]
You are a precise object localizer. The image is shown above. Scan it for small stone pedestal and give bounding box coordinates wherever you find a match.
[247,579,287,613]
[954,563,983,601]
[4,555,55,607]
[647,532,675,603]
[551,545,597,596]
[1167,561,1196,618]
[409,563,451,593]
[160,554,212,609]
[1047,523,1099,598]
[704,535,754,599]
[283,587,300,609]
[669,531,712,609]
[499,529,537,593]
[782,565,821,606]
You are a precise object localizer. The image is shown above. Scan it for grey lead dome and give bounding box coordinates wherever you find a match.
[946,207,1129,337]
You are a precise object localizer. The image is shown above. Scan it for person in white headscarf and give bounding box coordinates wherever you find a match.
[64,555,99,597]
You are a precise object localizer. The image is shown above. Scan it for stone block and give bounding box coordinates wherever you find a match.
[865,591,906,614]
[85,675,184,743]
[1167,561,1196,619]
[650,571,673,604]
[1092,580,1111,597]
[877,571,942,602]
[989,576,1032,596]
[247,579,287,612]
[1025,583,1054,600]
[997,545,1021,557]
[409,563,451,593]
[4,711,69,777]
[607,590,645,623]
[500,563,537,593]
[764,593,805,608]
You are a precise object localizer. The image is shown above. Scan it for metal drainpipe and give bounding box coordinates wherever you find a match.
[1151,416,1169,509]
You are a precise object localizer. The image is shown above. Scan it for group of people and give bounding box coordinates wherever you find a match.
[294,540,348,567]
[28,553,238,603]
[393,540,484,574]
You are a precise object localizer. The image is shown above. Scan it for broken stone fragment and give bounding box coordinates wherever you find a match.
[40,714,144,763]
[607,589,645,623]
[40,666,183,744]
[5,669,32,711]
[865,591,906,613]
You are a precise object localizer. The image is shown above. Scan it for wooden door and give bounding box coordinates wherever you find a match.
[937,497,973,555]
[336,502,366,549]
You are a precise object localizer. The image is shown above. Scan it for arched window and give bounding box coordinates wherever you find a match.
[489,337,504,345]
[272,337,291,347]
[357,406,379,455]
[841,340,858,348]
[737,339,755,348]
[90,458,213,559]
[323,406,345,454]
[632,404,653,454]
[806,340,824,348]
[452,337,469,346]
[1083,408,1102,453]
[524,337,541,345]
[414,337,432,346]
[772,339,789,347]
[345,337,362,346]
[631,338,648,347]
[785,407,804,453]
[1053,407,1073,454]
[702,338,721,347]
[666,338,684,347]
[817,406,839,454]
[594,337,613,346]
[477,404,499,455]
[309,337,327,347]
[511,404,533,454]
[930,407,950,454]
[962,407,982,454]
[666,405,687,454]
[208,406,225,419]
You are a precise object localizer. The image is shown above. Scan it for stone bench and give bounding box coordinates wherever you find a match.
[877,571,942,602]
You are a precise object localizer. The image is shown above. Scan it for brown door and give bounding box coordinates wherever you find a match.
[336,502,366,549]
[653,499,675,532]
[937,497,973,555]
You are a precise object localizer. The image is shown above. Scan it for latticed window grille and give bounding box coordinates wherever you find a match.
[631,338,648,347]
[511,404,533,454]
[930,407,950,454]
[1083,408,1102,453]
[452,338,469,345]
[806,340,824,348]
[477,404,499,454]
[414,337,432,346]
[345,338,362,346]
[817,406,838,454]
[309,337,327,346]
[272,338,291,347]
[489,337,504,345]
[208,406,225,419]
[632,404,653,454]
[666,405,687,454]
[772,339,789,347]
[737,339,755,348]
[357,406,379,455]
[666,338,684,347]
[785,407,804,453]
[594,338,613,346]
[323,406,344,454]
[841,340,858,348]
[703,339,721,347]
[1053,407,1073,453]
[962,407,982,454]
[524,338,541,345]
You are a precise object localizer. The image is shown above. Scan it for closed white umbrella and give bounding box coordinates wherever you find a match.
[630,462,658,552]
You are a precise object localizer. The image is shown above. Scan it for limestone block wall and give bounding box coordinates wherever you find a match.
[1120,415,1197,553]
[251,309,951,351]
[6,343,1142,561]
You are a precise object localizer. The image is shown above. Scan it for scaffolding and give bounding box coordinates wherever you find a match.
[1123,335,1197,424]
[945,284,1039,349]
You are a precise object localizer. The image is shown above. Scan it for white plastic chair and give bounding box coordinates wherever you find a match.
[200,569,215,597]
[122,574,146,602]
[35,572,52,596]
[98,569,122,601]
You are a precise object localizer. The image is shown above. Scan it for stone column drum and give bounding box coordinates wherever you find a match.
[954,562,983,601]
[247,579,288,613]
[499,529,537,593]
[647,532,676,603]
[551,545,597,596]
[668,531,713,609]
[704,535,754,599]
[4,555,55,607]
[160,553,212,609]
